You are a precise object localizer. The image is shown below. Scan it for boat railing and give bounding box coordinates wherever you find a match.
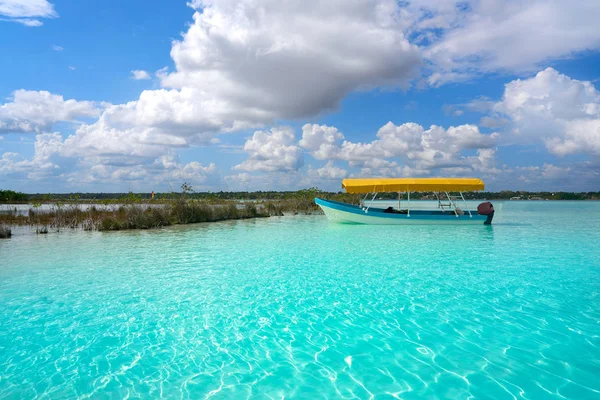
[435,191,473,218]
[361,191,477,218]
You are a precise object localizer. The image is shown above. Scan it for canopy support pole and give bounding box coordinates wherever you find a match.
[445,191,459,217]
[459,191,472,218]
[407,191,410,217]
[398,192,401,211]
[365,192,378,212]
[360,192,370,208]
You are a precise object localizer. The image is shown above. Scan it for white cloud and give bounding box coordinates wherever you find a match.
[493,68,600,156]
[545,119,600,157]
[225,170,311,191]
[0,132,67,180]
[300,121,499,173]
[0,0,57,26]
[51,44,63,51]
[165,0,420,121]
[68,66,76,70]
[300,124,345,160]
[465,97,495,113]
[308,161,348,180]
[410,0,600,83]
[0,90,102,134]
[0,0,56,17]
[442,104,464,117]
[60,88,227,160]
[79,155,221,188]
[50,0,420,157]
[479,116,508,129]
[235,126,303,173]
[62,117,187,160]
[5,17,42,26]
[224,172,253,189]
[0,136,222,190]
[131,70,151,80]
[5,2,600,191]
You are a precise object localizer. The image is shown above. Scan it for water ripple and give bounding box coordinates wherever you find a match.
[1,203,600,398]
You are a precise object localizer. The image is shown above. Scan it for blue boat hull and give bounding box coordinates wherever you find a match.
[315,198,490,225]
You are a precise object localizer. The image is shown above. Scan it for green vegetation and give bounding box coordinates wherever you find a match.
[0,190,28,203]
[0,184,351,233]
[1,184,598,235]
[4,189,598,204]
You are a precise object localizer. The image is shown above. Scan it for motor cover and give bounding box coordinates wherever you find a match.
[477,202,494,215]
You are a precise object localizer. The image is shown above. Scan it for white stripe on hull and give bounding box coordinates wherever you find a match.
[319,204,485,225]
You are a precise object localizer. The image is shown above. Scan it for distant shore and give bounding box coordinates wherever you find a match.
[2,189,599,204]
[1,187,599,238]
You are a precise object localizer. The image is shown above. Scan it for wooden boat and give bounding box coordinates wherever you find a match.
[315,178,495,225]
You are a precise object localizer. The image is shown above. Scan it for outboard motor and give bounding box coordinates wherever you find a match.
[477,202,494,225]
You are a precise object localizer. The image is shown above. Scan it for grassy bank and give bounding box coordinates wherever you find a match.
[0,201,269,232]
[0,186,363,235]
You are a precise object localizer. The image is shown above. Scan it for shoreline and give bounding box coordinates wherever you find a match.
[0,200,325,238]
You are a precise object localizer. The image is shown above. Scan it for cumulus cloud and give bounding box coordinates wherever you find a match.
[492,68,600,156]
[0,90,102,134]
[235,127,303,173]
[77,154,220,188]
[308,161,348,181]
[131,70,151,80]
[300,124,345,160]
[51,44,63,51]
[165,0,420,121]
[60,87,229,161]
[411,0,600,83]
[300,122,499,174]
[0,0,57,26]
[62,117,188,160]
[0,135,222,190]
[5,2,600,191]
[0,132,68,181]
[64,0,420,155]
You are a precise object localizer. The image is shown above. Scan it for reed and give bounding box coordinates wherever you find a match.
[99,205,173,231]
[0,184,341,233]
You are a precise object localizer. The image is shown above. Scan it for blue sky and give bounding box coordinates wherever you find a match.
[1,0,599,193]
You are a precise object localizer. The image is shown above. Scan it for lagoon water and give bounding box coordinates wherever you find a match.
[1,201,599,398]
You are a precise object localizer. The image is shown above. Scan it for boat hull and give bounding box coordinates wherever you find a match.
[315,198,489,225]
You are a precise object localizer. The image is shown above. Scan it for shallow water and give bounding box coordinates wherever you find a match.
[1,201,599,399]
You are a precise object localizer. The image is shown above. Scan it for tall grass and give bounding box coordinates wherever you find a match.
[99,205,173,231]
[0,184,358,233]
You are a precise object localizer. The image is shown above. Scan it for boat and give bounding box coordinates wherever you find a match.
[315,178,495,225]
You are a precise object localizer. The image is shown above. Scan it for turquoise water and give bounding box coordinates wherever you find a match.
[1,202,599,399]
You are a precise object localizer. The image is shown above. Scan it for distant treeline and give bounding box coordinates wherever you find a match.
[0,190,28,202]
[380,191,600,201]
[1,188,599,203]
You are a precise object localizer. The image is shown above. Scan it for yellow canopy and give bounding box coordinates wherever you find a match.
[342,178,485,193]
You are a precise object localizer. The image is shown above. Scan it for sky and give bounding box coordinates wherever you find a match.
[0,0,599,193]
